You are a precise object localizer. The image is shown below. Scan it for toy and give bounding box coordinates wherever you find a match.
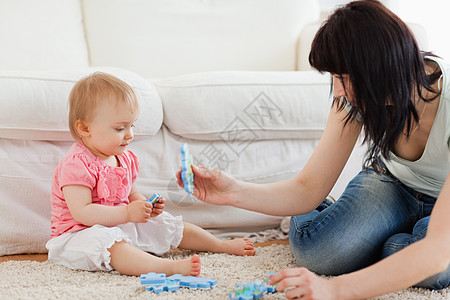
[146,193,163,205]
[140,272,166,285]
[140,272,217,294]
[171,274,217,289]
[180,143,194,194]
[228,272,277,300]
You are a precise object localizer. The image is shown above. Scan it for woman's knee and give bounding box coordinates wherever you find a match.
[289,214,330,273]
[288,232,330,274]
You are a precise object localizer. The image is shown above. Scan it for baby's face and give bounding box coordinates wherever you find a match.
[83,97,138,160]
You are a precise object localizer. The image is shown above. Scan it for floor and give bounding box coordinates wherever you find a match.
[0,239,289,263]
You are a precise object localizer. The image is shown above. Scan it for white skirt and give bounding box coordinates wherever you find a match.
[45,212,184,271]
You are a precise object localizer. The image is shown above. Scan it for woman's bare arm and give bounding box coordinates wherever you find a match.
[188,103,362,216]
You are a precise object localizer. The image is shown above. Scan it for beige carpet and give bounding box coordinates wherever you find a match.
[0,245,448,299]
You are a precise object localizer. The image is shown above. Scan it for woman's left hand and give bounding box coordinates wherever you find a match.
[269,267,338,300]
[150,197,165,217]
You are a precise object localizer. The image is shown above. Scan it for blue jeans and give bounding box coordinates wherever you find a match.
[289,163,450,290]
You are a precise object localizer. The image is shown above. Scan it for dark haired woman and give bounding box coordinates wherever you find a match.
[176,0,449,298]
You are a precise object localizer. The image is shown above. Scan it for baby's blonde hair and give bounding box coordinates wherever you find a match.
[68,72,139,140]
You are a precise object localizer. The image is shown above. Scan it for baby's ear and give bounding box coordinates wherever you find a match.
[75,120,90,137]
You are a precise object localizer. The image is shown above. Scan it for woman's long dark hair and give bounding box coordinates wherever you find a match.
[309,0,441,168]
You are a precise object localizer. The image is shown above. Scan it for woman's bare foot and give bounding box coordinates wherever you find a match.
[220,238,255,256]
[169,254,201,276]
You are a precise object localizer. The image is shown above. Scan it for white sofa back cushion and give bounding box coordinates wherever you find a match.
[0,0,89,70]
[82,0,320,78]
[155,71,330,141]
[0,68,163,141]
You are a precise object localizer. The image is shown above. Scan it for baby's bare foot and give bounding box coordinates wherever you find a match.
[174,254,201,276]
[189,254,201,276]
[221,238,255,256]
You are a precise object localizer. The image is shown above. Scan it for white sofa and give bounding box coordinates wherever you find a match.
[0,0,427,256]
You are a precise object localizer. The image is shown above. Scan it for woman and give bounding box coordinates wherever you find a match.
[177,1,450,298]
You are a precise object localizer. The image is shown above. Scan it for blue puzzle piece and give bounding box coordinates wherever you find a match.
[166,274,184,281]
[164,280,180,292]
[198,278,217,289]
[152,285,164,294]
[141,272,217,294]
[180,277,199,289]
[140,272,166,285]
[169,274,217,289]
[229,272,277,300]
[180,143,194,194]
[146,193,162,205]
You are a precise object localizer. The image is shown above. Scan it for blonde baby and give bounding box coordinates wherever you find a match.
[46,72,255,276]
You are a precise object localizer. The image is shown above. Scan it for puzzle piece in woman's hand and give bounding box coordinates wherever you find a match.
[228,272,277,299]
[180,143,194,194]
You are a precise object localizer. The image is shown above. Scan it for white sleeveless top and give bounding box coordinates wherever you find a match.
[381,56,449,198]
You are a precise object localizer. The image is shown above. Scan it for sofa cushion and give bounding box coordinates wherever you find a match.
[0,0,89,70]
[0,68,163,141]
[155,71,331,141]
[82,0,320,78]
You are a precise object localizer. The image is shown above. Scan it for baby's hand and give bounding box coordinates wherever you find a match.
[126,200,152,223]
[150,197,165,217]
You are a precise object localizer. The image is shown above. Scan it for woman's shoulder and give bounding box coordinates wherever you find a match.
[425,56,449,79]
[426,56,450,102]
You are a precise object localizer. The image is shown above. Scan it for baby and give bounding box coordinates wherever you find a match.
[45,72,255,276]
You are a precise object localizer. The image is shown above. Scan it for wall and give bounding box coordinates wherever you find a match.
[384,0,450,60]
[318,0,450,60]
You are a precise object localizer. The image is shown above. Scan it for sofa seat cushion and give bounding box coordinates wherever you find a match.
[0,68,163,141]
[155,71,330,141]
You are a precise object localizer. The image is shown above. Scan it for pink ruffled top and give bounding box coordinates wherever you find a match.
[50,142,138,238]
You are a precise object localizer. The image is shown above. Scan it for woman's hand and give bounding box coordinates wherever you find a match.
[126,200,152,223]
[269,268,338,300]
[150,197,165,217]
[176,165,238,206]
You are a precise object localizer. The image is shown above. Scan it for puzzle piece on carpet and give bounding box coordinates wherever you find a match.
[140,272,217,294]
[146,193,163,205]
[168,274,217,289]
[229,272,277,300]
[140,272,166,286]
[180,143,194,194]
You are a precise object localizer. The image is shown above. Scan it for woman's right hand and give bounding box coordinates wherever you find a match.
[176,165,238,206]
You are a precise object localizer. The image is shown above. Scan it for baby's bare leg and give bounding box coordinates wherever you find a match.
[108,240,201,276]
[178,222,255,256]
